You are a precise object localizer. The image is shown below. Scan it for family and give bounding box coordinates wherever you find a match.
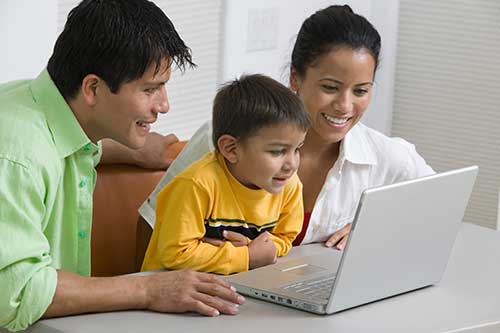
[0,0,432,331]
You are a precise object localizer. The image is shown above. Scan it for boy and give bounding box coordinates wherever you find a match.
[142,74,310,275]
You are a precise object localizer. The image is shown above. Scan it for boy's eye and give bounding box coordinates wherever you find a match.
[269,150,285,156]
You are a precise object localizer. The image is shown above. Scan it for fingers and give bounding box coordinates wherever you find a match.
[222,231,248,247]
[163,133,179,145]
[146,270,244,317]
[335,235,349,250]
[195,286,242,315]
[325,223,352,248]
[201,237,224,246]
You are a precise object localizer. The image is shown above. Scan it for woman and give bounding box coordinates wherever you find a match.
[139,5,433,250]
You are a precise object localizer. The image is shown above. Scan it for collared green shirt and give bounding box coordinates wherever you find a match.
[0,70,102,331]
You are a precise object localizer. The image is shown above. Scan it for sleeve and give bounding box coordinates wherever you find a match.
[92,140,103,167]
[144,177,248,275]
[268,175,304,257]
[393,138,435,180]
[138,120,214,226]
[0,159,58,332]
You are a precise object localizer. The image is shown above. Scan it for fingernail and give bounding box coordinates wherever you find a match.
[213,310,220,316]
[230,285,237,292]
[325,242,332,248]
[238,296,245,304]
[223,230,228,237]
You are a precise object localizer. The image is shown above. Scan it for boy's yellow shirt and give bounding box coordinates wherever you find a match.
[142,151,304,275]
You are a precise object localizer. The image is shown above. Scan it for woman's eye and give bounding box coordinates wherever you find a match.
[354,89,369,96]
[322,85,338,92]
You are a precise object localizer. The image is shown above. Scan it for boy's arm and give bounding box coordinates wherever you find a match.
[143,178,249,275]
[268,176,304,256]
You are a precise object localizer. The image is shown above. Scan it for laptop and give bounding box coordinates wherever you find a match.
[227,166,478,314]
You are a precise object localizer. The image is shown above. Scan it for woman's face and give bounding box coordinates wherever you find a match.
[291,47,375,144]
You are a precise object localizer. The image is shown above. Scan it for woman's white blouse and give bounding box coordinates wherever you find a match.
[139,121,434,244]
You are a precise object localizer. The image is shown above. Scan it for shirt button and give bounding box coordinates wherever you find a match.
[79,179,87,188]
[78,231,86,238]
[83,143,91,152]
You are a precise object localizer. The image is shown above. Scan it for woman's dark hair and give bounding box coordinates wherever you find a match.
[212,74,310,150]
[47,0,195,99]
[291,5,381,78]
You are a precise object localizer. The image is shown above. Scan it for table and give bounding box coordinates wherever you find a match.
[30,223,500,333]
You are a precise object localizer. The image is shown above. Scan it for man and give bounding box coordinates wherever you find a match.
[0,0,243,331]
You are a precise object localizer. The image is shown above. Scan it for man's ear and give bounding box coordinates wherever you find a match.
[289,66,300,94]
[80,74,101,107]
[217,134,239,164]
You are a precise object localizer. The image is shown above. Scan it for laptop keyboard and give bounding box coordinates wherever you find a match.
[282,275,336,300]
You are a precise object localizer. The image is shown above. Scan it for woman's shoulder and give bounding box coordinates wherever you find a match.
[350,123,432,179]
[353,123,419,159]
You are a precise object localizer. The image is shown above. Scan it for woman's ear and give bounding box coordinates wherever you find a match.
[289,66,300,94]
[80,74,101,107]
[217,134,239,164]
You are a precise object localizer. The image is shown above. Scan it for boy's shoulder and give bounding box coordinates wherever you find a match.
[284,172,303,193]
[174,151,224,184]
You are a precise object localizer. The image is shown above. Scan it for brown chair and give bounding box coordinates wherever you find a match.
[91,141,187,277]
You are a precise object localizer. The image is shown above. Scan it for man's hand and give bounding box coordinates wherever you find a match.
[131,132,179,169]
[325,223,352,250]
[145,270,245,316]
[248,232,277,269]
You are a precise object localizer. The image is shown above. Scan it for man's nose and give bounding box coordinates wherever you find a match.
[155,86,169,114]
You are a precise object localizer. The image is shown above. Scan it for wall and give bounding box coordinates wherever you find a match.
[0,0,57,83]
[392,0,500,229]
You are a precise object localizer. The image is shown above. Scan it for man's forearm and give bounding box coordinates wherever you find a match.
[100,138,138,165]
[43,270,147,317]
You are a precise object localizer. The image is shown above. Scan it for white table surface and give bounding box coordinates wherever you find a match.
[26,223,500,333]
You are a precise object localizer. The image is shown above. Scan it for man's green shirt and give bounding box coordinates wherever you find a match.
[0,70,102,331]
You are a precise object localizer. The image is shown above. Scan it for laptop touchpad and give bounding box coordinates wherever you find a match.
[276,263,326,276]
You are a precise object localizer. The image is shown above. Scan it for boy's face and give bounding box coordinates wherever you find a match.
[229,123,306,194]
[93,59,172,149]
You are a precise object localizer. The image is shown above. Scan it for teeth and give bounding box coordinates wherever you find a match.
[323,114,349,125]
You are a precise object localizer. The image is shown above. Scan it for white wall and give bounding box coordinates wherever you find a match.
[0,0,58,83]
[221,0,399,135]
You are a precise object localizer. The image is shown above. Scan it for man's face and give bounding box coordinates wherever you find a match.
[94,59,171,149]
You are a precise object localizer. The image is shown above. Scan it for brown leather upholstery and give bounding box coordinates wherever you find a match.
[91,141,187,277]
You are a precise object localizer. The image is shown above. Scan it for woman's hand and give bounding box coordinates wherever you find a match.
[325,223,352,250]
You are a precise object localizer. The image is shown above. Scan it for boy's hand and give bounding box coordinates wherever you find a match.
[201,231,248,247]
[248,232,277,269]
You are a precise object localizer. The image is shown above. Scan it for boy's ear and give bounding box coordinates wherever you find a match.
[80,74,101,107]
[217,134,239,163]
